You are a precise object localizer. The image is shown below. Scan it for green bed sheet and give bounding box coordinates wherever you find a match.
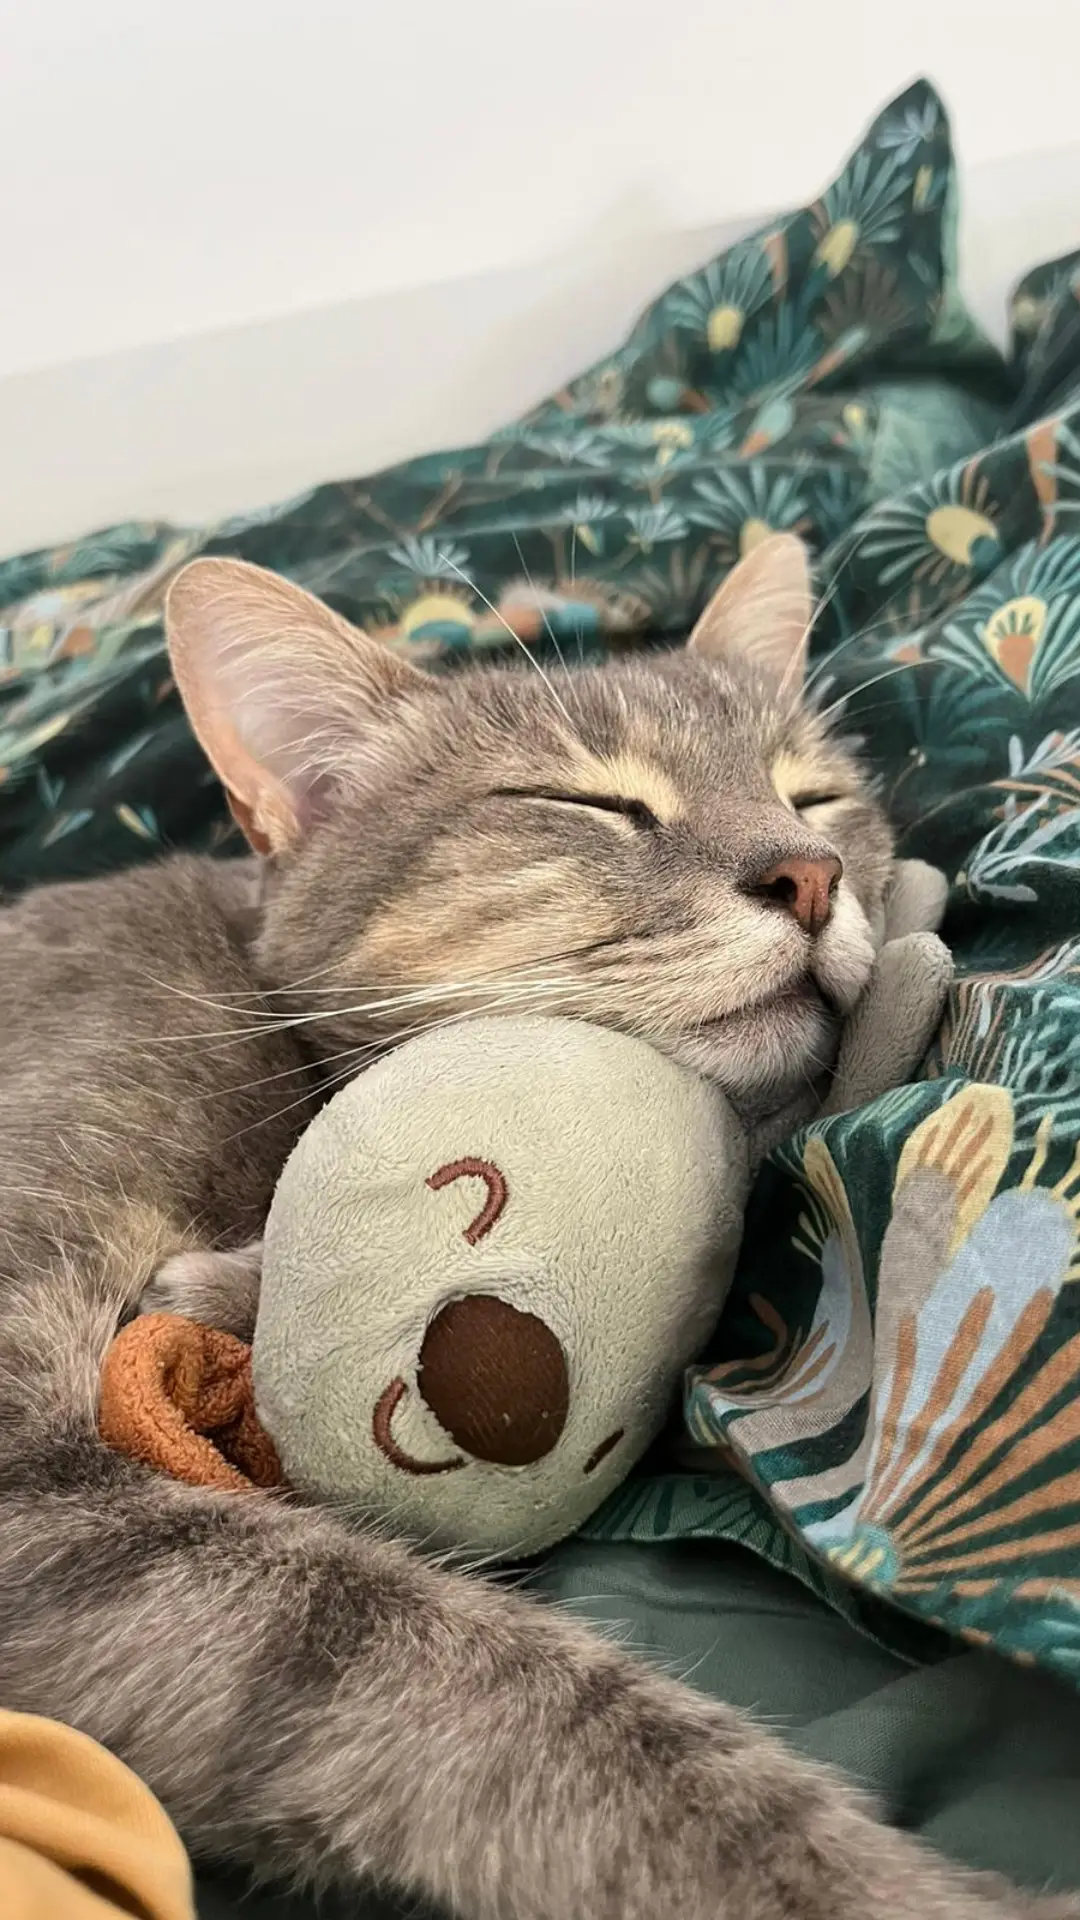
[4,73,1080,1899]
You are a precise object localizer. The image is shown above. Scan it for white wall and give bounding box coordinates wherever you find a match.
[4,0,1080,552]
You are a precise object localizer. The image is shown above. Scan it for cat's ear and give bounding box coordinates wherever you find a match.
[166,557,429,856]
[687,533,812,689]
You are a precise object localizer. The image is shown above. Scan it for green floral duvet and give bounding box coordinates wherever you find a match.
[4,80,1080,1687]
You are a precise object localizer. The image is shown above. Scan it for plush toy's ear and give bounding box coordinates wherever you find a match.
[166,557,429,855]
[688,533,812,691]
[823,931,953,1117]
[880,858,949,941]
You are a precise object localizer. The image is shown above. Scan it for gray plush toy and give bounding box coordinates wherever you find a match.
[250,861,951,1558]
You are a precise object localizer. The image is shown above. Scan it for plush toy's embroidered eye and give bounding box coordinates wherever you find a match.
[490,787,659,829]
[426,1157,507,1243]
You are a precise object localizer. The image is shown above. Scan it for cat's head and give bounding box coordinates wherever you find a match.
[166,537,892,1118]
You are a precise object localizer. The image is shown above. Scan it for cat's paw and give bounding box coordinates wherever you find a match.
[139,1240,263,1341]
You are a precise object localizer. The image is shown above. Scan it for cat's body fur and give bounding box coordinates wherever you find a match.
[0,542,1073,1919]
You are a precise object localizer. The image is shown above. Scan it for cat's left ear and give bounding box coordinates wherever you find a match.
[166,556,430,857]
[687,533,812,690]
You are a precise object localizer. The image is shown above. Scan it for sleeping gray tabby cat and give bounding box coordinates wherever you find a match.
[0,533,1072,1920]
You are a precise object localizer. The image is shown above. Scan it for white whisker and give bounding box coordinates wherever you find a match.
[221,986,593,1140]
[510,531,577,703]
[815,662,921,729]
[441,557,578,731]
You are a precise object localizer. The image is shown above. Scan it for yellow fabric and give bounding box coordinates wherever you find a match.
[0,1709,195,1920]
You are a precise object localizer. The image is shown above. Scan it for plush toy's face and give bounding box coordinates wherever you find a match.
[252,1019,751,1557]
[319,1131,671,1553]
[368,1158,625,1487]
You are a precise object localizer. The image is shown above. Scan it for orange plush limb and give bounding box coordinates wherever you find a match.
[98,1314,282,1494]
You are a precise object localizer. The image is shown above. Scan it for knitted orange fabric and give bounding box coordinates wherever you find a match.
[98,1313,282,1494]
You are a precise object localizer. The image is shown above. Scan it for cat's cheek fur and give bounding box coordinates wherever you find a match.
[813,884,877,1015]
[661,890,875,1111]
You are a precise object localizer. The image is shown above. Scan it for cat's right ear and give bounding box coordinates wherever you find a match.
[687,533,812,690]
[166,557,429,856]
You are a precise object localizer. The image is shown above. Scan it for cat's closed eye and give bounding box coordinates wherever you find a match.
[490,787,659,829]
[790,790,846,814]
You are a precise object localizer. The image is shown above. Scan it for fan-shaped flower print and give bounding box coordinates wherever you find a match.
[933,538,1080,701]
[820,258,914,347]
[716,302,840,411]
[519,426,614,469]
[858,455,1003,596]
[624,503,690,552]
[374,586,479,656]
[811,145,913,278]
[875,94,943,164]
[1029,416,1080,536]
[809,466,866,548]
[689,1086,1080,1666]
[550,490,623,559]
[496,576,646,645]
[997,726,1080,809]
[662,232,778,353]
[386,536,473,580]
[686,1130,873,1512]
[802,1090,1080,1599]
[688,466,811,566]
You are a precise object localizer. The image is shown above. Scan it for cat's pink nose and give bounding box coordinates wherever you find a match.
[754,854,841,936]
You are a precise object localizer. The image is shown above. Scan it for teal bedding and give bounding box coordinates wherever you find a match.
[4,78,1080,1902]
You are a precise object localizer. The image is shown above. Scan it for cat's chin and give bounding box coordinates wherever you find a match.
[660,980,841,1119]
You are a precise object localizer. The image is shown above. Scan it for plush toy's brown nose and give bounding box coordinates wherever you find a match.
[417,1294,569,1466]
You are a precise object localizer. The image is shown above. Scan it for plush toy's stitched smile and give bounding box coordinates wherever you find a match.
[372,1376,466,1477]
[584,1428,625,1474]
[371,1375,627,1482]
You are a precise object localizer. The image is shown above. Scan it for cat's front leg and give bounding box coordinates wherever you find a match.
[3,1450,1076,1920]
[139,1240,263,1340]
